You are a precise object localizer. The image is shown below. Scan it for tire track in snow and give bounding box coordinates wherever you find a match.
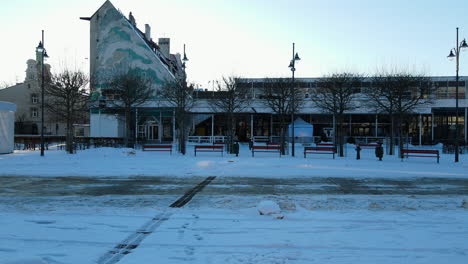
[97,176,216,264]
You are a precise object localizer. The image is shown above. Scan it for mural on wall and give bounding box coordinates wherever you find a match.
[91,2,176,100]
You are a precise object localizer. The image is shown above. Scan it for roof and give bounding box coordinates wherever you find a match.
[0,101,17,112]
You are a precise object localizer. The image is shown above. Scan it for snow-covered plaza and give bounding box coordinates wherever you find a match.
[0,144,467,263]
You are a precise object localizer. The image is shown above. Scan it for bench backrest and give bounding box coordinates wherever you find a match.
[252,145,280,150]
[213,142,225,145]
[305,146,335,151]
[267,142,280,146]
[402,149,439,154]
[195,145,223,149]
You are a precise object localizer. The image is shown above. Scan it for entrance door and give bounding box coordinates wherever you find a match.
[147,124,160,141]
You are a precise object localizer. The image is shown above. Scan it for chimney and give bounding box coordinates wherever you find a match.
[145,24,151,40]
[158,38,170,58]
[129,12,136,26]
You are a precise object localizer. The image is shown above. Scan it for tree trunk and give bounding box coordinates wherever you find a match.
[398,114,404,158]
[177,110,187,155]
[279,114,286,155]
[389,114,395,155]
[124,108,131,148]
[66,119,73,154]
[337,115,344,157]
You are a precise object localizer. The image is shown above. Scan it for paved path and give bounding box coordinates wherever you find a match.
[1,176,467,196]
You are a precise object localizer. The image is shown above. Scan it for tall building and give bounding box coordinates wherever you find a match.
[81,1,185,141]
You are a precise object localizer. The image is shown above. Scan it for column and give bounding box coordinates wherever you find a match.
[431,113,435,142]
[135,108,138,143]
[332,114,336,143]
[270,114,273,140]
[172,110,175,143]
[211,114,214,143]
[250,114,254,139]
[375,115,378,137]
[419,114,422,146]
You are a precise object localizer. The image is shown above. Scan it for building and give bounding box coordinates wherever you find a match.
[188,77,467,146]
[81,0,185,141]
[0,56,66,135]
[0,101,16,154]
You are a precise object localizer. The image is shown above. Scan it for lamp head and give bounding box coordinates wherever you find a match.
[294,52,301,61]
[461,39,468,51]
[43,50,49,58]
[288,60,294,68]
[36,41,44,53]
[447,49,456,61]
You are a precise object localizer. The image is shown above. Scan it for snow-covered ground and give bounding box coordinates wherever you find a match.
[1,145,467,263]
[1,194,467,264]
[0,144,467,178]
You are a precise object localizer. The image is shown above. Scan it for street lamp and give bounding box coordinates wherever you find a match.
[288,43,300,157]
[447,27,468,162]
[36,30,49,157]
[182,44,188,71]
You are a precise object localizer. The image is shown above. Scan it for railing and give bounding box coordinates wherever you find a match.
[187,136,226,144]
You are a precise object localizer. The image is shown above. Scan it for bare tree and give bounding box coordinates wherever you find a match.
[46,69,89,153]
[210,76,251,152]
[160,79,195,155]
[311,72,362,157]
[262,78,304,154]
[105,68,153,147]
[364,69,433,157]
[0,81,13,89]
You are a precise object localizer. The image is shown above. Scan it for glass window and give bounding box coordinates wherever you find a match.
[31,108,38,118]
[31,94,39,104]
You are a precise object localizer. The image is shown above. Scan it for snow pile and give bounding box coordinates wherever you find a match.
[257,200,281,215]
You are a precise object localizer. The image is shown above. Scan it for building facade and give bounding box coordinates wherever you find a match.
[188,77,467,146]
[82,1,185,142]
[0,56,70,135]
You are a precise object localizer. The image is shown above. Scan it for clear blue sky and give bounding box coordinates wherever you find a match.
[1,0,467,88]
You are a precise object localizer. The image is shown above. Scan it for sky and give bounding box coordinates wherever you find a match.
[1,0,468,89]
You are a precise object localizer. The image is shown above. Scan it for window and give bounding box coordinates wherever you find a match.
[31,94,39,104]
[31,108,38,118]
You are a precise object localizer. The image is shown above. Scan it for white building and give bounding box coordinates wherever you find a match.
[0,101,16,154]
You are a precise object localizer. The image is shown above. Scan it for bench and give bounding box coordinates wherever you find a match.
[194,145,224,156]
[304,147,335,159]
[358,143,379,149]
[401,149,439,163]
[142,144,172,154]
[251,145,281,157]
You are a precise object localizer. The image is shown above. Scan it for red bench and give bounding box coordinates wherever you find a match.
[142,144,172,154]
[251,145,281,157]
[401,149,439,163]
[194,145,224,156]
[358,143,379,149]
[304,147,335,159]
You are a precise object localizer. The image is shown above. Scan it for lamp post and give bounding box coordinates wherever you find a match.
[447,27,468,163]
[288,43,300,157]
[36,30,49,157]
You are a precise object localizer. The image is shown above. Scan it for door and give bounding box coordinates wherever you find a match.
[147,124,160,141]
